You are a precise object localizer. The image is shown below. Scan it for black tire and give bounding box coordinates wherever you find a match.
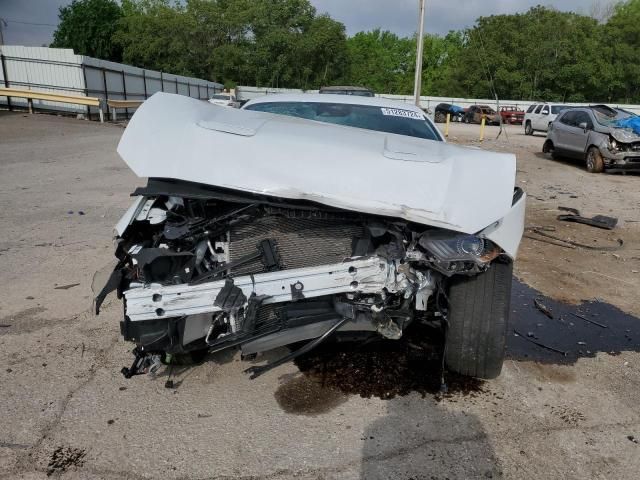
[543,140,560,160]
[524,122,533,135]
[586,146,604,173]
[445,260,513,379]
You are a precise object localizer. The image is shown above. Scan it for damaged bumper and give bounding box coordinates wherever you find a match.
[601,148,640,171]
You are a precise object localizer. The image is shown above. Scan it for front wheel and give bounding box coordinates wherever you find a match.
[524,122,533,135]
[586,147,604,173]
[444,260,512,379]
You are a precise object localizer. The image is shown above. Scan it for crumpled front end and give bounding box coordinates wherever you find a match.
[98,92,526,379]
[603,127,640,171]
[96,178,525,378]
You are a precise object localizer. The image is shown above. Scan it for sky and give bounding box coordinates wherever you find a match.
[0,0,618,46]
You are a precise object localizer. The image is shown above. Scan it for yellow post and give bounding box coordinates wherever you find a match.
[445,113,451,138]
[480,116,486,142]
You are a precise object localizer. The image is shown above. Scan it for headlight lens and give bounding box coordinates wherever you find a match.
[419,232,500,264]
[457,236,485,255]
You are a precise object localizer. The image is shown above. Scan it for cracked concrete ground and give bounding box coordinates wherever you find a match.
[0,112,639,479]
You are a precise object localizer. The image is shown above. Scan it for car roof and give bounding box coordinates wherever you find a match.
[243,93,426,114]
[320,85,371,91]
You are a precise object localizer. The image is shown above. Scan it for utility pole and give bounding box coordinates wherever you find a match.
[0,18,6,46]
[413,0,426,107]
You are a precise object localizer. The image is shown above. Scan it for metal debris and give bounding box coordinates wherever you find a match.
[557,207,618,230]
[513,328,568,356]
[54,283,80,290]
[570,312,607,329]
[525,227,624,251]
[534,298,554,319]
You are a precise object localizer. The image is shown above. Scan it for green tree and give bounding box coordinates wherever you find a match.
[113,0,348,88]
[114,0,196,76]
[51,0,123,61]
[292,14,349,89]
[420,31,466,97]
[603,0,640,102]
[346,29,414,94]
[455,6,609,101]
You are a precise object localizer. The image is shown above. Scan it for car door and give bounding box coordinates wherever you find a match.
[552,111,576,152]
[564,111,592,155]
[525,104,536,129]
[531,104,544,130]
[538,105,552,131]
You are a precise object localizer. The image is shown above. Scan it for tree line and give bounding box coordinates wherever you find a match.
[51,0,640,103]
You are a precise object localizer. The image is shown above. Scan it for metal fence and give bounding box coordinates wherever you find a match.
[0,46,223,120]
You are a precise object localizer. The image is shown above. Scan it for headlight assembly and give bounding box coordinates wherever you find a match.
[418,232,501,264]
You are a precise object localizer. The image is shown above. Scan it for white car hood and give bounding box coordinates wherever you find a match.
[117,93,517,234]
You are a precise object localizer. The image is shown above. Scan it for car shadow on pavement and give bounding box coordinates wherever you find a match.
[507,279,640,364]
[533,151,585,170]
[533,151,640,175]
[359,398,502,480]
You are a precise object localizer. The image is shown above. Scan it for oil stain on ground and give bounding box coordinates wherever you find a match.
[508,280,640,363]
[287,321,484,408]
[276,279,639,414]
[275,374,348,415]
[47,446,86,476]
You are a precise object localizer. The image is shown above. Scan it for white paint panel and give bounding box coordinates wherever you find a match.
[118,92,518,235]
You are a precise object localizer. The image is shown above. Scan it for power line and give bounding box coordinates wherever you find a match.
[4,19,57,28]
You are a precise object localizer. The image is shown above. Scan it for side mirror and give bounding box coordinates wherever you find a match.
[578,122,588,130]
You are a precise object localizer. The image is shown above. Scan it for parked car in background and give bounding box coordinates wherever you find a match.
[464,105,501,125]
[208,93,238,108]
[543,105,640,173]
[500,106,525,125]
[434,103,465,123]
[524,103,569,135]
[319,85,374,97]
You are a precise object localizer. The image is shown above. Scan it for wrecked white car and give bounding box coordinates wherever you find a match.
[96,92,525,381]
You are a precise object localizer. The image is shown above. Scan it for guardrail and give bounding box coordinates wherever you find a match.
[106,99,144,121]
[0,87,105,122]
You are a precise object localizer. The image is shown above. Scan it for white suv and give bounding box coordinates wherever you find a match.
[524,103,570,135]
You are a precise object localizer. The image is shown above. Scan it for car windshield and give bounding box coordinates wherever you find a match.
[592,106,636,125]
[210,94,232,100]
[245,101,441,140]
[481,108,496,114]
[551,105,569,114]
